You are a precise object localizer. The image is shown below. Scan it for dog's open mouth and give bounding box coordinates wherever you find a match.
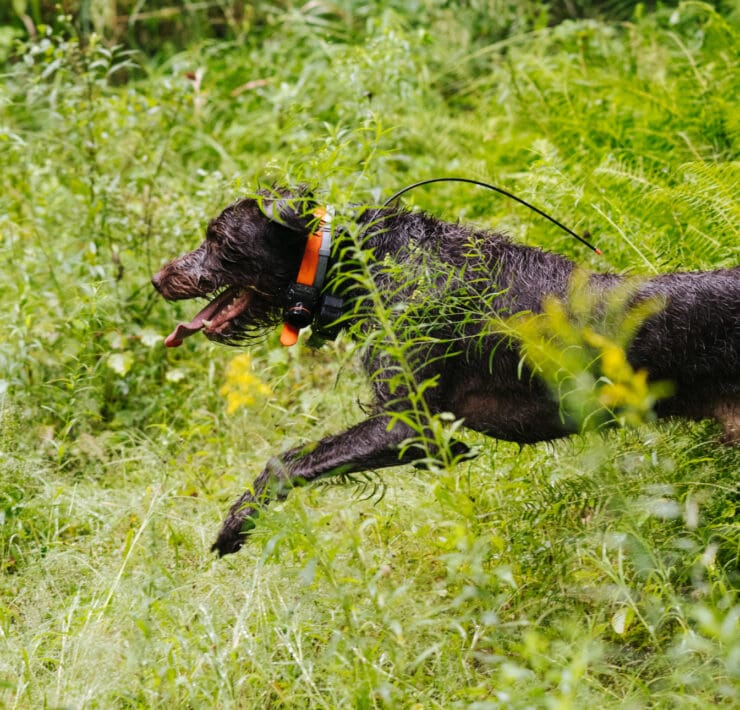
[165,286,252,347]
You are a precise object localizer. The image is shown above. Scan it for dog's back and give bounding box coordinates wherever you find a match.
[358,209,739,440]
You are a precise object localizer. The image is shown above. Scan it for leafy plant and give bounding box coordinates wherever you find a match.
[508,271,675,431]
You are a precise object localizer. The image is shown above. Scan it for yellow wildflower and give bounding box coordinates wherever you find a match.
[219,353,273,414]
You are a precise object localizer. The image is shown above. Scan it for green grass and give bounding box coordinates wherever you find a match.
[1,2,738,707]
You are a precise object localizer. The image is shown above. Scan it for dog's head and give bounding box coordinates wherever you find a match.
[152,186,320,346]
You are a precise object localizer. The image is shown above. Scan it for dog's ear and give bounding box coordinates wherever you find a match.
[259,186,319,234]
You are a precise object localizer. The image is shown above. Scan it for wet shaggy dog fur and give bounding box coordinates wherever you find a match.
[152,187,740,556]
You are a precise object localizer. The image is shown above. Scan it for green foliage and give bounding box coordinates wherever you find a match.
[3,1,701,59]
[0,2,738,707]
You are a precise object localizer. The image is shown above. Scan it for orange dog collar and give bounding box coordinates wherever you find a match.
[280,206,333,346]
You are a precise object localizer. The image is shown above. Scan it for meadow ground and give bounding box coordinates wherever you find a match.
[0,2,738,707]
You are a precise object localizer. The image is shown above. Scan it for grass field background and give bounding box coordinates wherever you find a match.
[0,1,738,706]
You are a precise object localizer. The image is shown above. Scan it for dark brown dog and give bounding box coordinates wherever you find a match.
[152,187,740,555]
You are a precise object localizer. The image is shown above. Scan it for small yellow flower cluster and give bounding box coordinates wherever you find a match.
[508,280,672,430]
[219,353,273,414]
[583,329,668,426]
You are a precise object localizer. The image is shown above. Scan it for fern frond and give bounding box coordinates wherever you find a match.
[670,161,740,241]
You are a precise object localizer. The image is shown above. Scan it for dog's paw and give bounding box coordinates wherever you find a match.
[211,506,258,557]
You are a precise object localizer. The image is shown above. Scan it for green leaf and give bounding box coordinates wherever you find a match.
[106,352,133,377]
[611,607,635,635]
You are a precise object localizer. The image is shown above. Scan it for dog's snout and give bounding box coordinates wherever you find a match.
[151,270,164,293]
[151,249,217,301]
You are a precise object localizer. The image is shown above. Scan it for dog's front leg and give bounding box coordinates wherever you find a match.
[212,415,429,556]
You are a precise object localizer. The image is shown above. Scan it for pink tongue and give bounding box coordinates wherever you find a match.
[165,322,203,348]
[164,287,241,348]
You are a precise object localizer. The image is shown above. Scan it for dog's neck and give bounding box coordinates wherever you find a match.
[280,206,408,345]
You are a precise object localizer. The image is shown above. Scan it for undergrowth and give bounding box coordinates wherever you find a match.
[0,2,738,707]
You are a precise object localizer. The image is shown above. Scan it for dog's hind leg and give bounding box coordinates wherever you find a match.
[212,415,468,556]
[714,398,740,444]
